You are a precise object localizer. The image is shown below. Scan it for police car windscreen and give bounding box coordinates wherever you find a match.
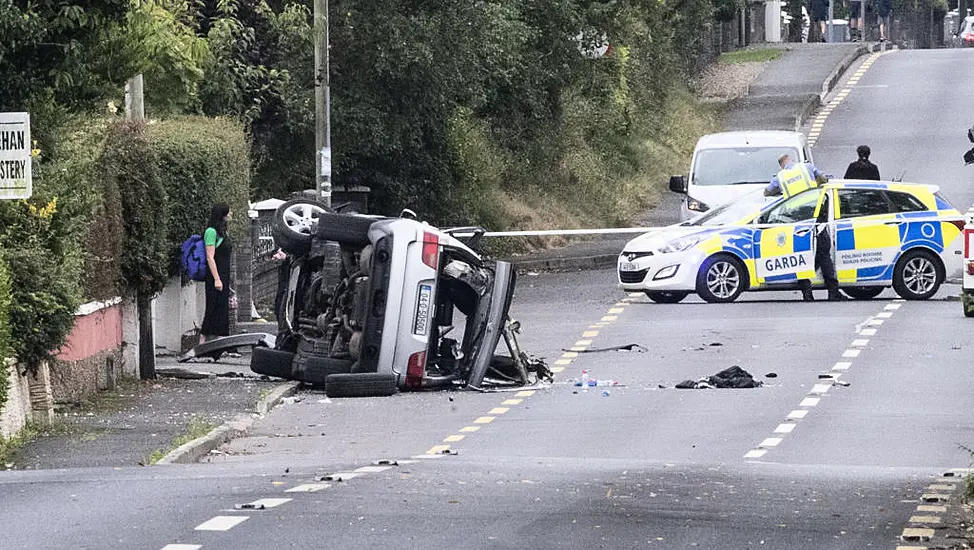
[693,147,799,186]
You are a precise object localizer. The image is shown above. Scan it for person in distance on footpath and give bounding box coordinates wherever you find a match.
[843,145,881,180]
[201,203,237,346]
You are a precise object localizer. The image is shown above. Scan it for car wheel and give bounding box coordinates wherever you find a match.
[250,348,295,379]
[294,356,354,386]
[842,286,885,300]
[273,197,332,255]
[892,249,942,300]
[696,254,747,303]
[644,291,690,304]
[325,373,398,398]
[315,212,381,247]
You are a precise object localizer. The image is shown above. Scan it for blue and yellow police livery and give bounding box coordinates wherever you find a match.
[618,181,965,303]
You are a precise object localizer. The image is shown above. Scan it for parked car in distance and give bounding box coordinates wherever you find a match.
[670,131,814,221]
[953,15,974,47]
[251,197,550,397]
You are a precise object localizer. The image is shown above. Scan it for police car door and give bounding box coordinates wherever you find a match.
[753,188,823,285]
[833,188,901,282]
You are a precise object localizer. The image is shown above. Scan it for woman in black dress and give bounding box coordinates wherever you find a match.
[201,204,233,343]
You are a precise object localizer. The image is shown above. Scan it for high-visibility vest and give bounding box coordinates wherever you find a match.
[776,163,816,198]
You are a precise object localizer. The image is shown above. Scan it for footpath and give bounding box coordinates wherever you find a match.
[4,42,876,471]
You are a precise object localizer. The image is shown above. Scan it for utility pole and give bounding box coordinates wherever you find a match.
[314,0,332,207]
[125,74,156,380]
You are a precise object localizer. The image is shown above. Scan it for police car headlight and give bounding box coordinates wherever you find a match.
[686,197,710,212]
[658,236,701,254]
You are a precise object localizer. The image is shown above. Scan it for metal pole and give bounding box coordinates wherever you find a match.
[314,0,332,207]
[827,0,834,41]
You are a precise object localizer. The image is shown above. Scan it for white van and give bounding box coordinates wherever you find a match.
[670,131,814,221]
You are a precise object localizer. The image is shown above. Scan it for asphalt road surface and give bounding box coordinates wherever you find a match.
[4,48,974,550]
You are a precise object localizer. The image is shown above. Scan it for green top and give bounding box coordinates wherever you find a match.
[203,227,224,248]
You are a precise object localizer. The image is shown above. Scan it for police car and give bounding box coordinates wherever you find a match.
[618,181,965,303]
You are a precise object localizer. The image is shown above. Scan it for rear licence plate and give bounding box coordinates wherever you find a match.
[414,283,433,336]
[619,262,639,272]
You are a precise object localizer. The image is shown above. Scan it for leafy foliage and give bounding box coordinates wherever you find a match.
[100,122,170,297]
[0,250,11,410]
[147,116,251,274]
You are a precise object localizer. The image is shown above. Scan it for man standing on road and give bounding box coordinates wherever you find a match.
[848,0,862,41]
[811,0,831,40]
[764,154,828,198]
[843,145,881,180]
[799,192,846,301]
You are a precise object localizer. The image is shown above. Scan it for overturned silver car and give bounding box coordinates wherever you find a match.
[250,198,549,397]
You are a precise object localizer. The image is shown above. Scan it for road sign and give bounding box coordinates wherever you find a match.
[0,112,31,200]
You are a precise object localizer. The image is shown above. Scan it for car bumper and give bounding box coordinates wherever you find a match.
[617,250,702,291]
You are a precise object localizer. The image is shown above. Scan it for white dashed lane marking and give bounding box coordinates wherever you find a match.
[195,516,249,531]
[800,397,821,407]
[286,483,330,493]
[161,546,202,550]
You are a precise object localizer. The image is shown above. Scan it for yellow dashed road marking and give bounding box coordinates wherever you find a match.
[550,367,565,373]
[515,390,535,397]
[502,399,522,405]
[916,505,946,513]
[554,359,572,365]
[601,316,617,322]
[575,339,592,346]
[459,426,480,433]
[928,484,956,491]
[901,527,935,541]
[474,416,496,424]
[488,407,510,415]
[908,515,941,523]
[561,352,578,358]
[444,435,465,443]
[426,444,450,454]
[608,307,624,313]
[582,331,598,338]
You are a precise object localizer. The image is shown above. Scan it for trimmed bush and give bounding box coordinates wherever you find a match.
[147,116,250,274]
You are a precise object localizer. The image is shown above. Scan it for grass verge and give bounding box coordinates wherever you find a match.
[143,415,219,465]
[720,48,783,64]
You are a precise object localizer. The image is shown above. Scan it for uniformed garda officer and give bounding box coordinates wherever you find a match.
[764,154,828,198]
[763,154,844,301]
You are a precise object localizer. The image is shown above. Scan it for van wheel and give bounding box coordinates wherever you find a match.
[696,254,747,303]
[645,291,690,304]
[325,373,398,398]
[892,249,942,300]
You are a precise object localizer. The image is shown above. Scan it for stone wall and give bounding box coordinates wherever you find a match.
[0,359,32,439]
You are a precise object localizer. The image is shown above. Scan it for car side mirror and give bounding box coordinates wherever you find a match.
[669,175,687,193]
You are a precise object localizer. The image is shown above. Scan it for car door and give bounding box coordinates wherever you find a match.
[832,188,900,283]
[752,188,823,285]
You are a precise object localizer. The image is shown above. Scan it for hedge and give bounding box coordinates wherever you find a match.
[0,250,11,411]
[147,116,251,273]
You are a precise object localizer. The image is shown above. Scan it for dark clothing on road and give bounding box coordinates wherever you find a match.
[202,232,232,337]
[843,158,881,180]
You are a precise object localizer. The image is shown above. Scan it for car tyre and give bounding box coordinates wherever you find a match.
[315,212,380,247]
[644,290,690,304]
[250,348,295,379]
[892,249,943,300]
[842,286,885,300]
[325,373,398,398]
[294,356,354,386]
[273,197,332,255]
[696,254,747,303]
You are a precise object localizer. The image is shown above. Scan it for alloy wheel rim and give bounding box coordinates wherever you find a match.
[707,261,740,299]
[283,203,326,235]
[903,257,936,295]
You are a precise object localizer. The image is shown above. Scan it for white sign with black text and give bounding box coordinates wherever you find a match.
[0,112,31,200]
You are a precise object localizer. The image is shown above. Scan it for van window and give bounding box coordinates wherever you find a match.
[692,147,800,187]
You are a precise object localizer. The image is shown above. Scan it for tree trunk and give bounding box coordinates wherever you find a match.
[137,291,155,380]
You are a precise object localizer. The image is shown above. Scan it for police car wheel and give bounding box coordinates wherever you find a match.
[842,286,884,300]
[696,254,747,303]
[644,291,690,304]
[892,249,943,300]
